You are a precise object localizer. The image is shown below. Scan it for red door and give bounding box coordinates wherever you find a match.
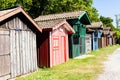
[52,36,59,66]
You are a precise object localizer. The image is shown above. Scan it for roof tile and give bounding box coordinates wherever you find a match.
[35,11,85,21]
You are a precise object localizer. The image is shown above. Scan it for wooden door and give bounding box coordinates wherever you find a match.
[0,30,10,79]
[52,36,59,66]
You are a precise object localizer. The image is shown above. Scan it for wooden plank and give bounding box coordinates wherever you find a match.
[30,31,34,71]
[0,56,1,76]
[4,31,10,55]
[22,31,26,74]
[0,30,9,34]
[0,74,10,80]
[33,32,37,70]
[29,32,32,71]
[25,31,28,73]
[13,30,17,77]
[0,32,3,55]
[16,30,20,76]
[10,30,15,78]
[19,18,22,29]
[4,55,10,75]
[27,31,30,72]
[1,56,4,76]
[9,19,14,29]
[19,30,23,75]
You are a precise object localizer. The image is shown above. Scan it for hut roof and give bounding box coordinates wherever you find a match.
[0,7,42,32]
[110,31,116,36]
[37,19,75,34]
[103,27,111,30]
[86,22,103,29]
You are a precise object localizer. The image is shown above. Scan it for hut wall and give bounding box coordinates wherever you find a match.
[0,16,38,79]
[104,37,107,47]
[109,37,112,45]
[85,34,92,53]
[112,37,115,45]
[98,38,102,48]
[37,32,50,67]
[68,20,86,58]
[101,37,104,48]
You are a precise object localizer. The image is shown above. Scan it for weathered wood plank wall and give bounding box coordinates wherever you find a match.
[0,16,37,79]
[10,17,37,78]
[85,34,92,53]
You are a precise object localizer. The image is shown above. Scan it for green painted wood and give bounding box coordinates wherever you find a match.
[70,20,86,57]
[67,11,91,58]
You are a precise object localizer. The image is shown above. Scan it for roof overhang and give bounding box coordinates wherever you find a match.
[78,11,91,25]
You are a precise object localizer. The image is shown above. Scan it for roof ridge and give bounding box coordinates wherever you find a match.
[35,10,85,21]
[39,10,85,16]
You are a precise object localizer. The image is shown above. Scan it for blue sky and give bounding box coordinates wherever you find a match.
[93,0,120,27]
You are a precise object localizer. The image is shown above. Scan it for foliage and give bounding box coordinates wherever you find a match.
[90,7,100,22]
[0,0,32,11]
[114,28,120,39]
[16,45,119,80]
[0,0,99,21]
[100,16,114,28]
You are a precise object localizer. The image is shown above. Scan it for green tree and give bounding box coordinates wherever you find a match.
[0,0,32,11]
[100,16,115,29]
[0,0,99,21]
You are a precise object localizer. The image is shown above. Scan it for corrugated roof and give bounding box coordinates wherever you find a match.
[35,11,85,21]
[0,7,42,32]
[110,31,116,36]
[86,22,103,28]
[103,27,111,30]
[38,19,64,29]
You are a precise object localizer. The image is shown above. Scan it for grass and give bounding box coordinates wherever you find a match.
[16,45,120,80]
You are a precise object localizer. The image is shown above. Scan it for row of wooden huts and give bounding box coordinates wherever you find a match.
[0,7,116,79]
[86,22,116,53]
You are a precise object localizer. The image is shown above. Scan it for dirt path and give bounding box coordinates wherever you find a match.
[97,48,120,80]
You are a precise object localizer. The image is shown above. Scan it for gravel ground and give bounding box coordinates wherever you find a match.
[97,48,120,80]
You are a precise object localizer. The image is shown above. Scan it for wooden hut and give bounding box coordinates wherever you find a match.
[67,11,91,57]
[102,27,111,47]
[86,28,95,53]
[35,18,75,67]
[110,31,116,45]
[0,7,42,79]
[86,22,103,50]
[85,34,92,53]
